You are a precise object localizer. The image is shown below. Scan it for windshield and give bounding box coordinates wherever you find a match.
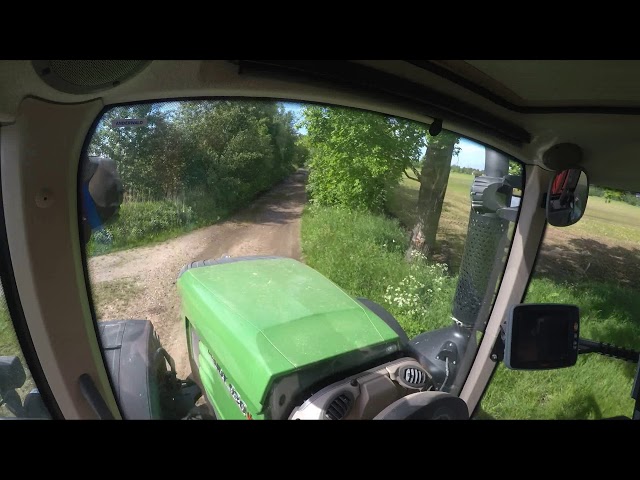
[80,99,524,419]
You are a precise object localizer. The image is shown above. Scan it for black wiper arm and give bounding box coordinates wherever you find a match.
[578,338,640,363]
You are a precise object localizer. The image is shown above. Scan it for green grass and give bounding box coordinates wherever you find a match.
[0,301,16,355]
[481,278,640,419]
[301,174,640,419]
[386,172,473,271]
[87,198,231,256]
[384,172,640,419]
[387,172,472,229]
[565,194,640,245]
[301,205,457,338]
[390,172,640,248]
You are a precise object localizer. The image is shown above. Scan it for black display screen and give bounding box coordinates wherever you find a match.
[504,304,579,370]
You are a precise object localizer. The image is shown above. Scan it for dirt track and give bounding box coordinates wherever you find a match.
[89,170,307,378]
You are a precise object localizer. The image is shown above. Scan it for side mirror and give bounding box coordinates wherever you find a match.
[546,168,589,227]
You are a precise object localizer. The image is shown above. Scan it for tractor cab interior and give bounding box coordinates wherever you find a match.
[1,60,640,420]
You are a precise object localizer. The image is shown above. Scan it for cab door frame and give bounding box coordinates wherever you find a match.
[1,97,122,419]
[460,164,553,414]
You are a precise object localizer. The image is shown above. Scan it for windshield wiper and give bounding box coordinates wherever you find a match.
[578,338,640,363]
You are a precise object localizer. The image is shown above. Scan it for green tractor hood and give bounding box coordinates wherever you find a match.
[177,256,400,417]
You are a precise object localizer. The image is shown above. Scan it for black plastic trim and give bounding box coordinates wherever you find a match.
[235,60,531,146]
[407,60,640,115]
[78,373,114,419]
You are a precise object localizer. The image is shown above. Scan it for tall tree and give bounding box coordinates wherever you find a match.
[88,99,300,208]
[301,105,461,260]
[406,131,460,259]
[88,104,173,199]
[301,106,426,212]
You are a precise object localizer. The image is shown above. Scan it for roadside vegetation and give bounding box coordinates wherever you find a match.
[302,206,457,339]
[86,100,307,255]
[299,103,640,419]
[590,184,640,207]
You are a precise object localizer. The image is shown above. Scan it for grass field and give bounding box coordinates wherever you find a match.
[388,172,640,286]
[302,172,640,419]
[386,172,472,272]
[301,206,458,339]
[479,277,640,419]
[392,173,640,418]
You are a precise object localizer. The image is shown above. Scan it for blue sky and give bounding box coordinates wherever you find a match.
[283,102,486,170]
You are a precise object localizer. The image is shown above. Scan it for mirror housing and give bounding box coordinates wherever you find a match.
[546,168,589,227]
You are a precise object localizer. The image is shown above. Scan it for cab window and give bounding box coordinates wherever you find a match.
[81,99,524,419]
[479,183,640,419]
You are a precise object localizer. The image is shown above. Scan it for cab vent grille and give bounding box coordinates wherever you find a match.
[325,393,352,420]
[403,367,427,387]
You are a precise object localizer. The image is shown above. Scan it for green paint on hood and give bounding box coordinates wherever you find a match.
[178,257,399,412]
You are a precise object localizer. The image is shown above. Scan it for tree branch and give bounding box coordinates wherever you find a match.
[410,165,421,180]
[404,170,420,182]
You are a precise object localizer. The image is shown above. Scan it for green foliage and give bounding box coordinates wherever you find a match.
[292,135,311,167]
[383,251,454,337]
[422,131,460,163]
[620,191,640,206]
[304,202,640,419]
[589,185,640,207]
[312,179,640,419]
[301,205,457,339]
[508,160,522,176]
[301,106,427,212]
[89,104,181,199]
[589,184,604,197]
[450,165,482,176]
[90,101,299,205]
[87,100,300,254]
[87,200,198,255]
[603,187,624,203]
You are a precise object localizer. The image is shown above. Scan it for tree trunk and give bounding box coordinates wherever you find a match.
[406,134,458,260]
